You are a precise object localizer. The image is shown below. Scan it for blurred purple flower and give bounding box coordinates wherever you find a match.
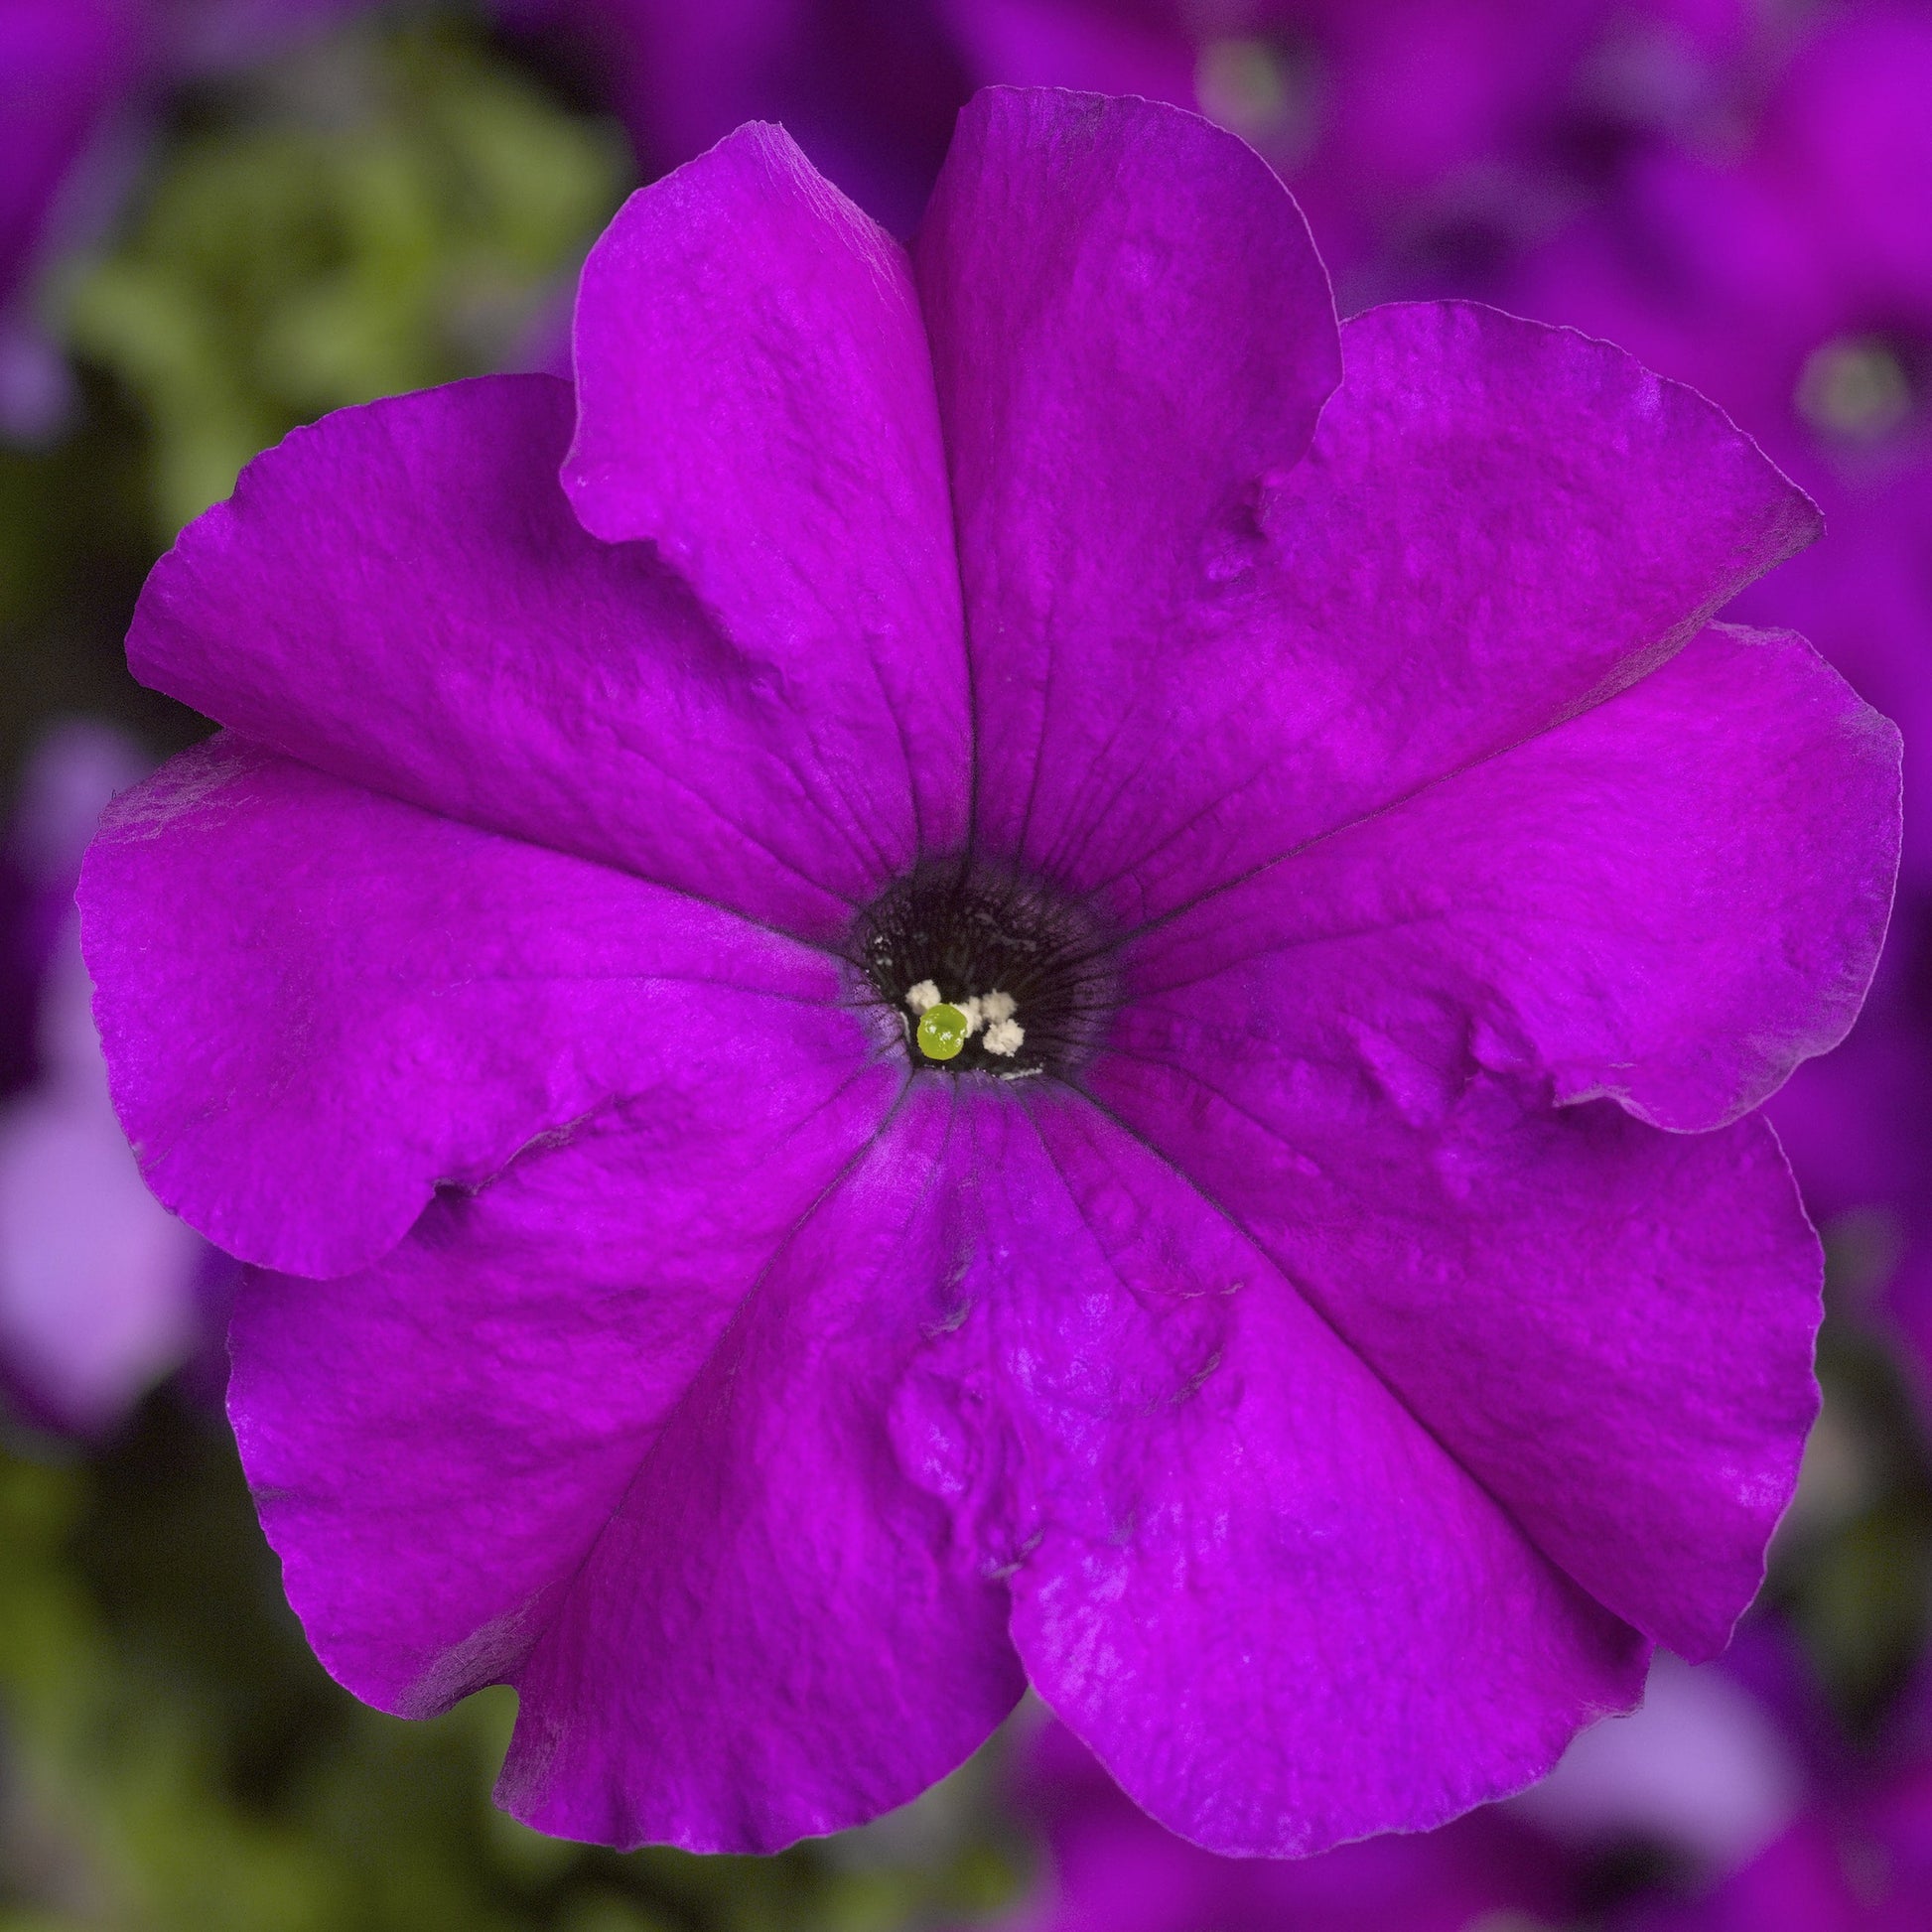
[1516,1648,1806,1874]
[987,1712,1583,1932]
[80,89,1894,1855]
[0,0,143,439]
[937,0,1766,296]
[500,0,1760,274]
[0,721,226,1436]
[0,0,372,442]
[1508,5,1932,874]
[1521,1626,1932,1930]
[1622,1773,1932,1932]
[499,0,970,236]
[1611,1665,1932,1932]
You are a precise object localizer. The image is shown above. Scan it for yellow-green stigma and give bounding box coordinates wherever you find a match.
[916,1003,970,1062]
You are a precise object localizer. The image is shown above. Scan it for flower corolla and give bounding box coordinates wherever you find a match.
[80,89,1898,1856]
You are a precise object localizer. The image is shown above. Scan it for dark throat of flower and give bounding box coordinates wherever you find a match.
[850,858,1117,1079]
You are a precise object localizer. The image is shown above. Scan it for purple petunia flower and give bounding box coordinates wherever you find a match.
[0,0,143,438]
[0,721,225,1435]
[498,0,971,239]
[502,0,1757,281]
[935,0,1762,294]
[984,1712,1585,1930]
[1609,1659,1932,1932]
[1620,1771,1932,1932]
[80,90,1897,1856]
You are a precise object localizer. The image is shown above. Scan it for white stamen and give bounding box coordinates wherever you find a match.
[905,980,941,1015]
[984,1018,1025,1057]
[979,991,1016,1025]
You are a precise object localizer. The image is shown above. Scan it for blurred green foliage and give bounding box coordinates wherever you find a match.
[1764,1212,1932,1734]
[0,1397,1025,1932]
[59,12,629,538]
[0,381,162,781]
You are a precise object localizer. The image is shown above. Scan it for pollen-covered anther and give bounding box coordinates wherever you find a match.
[855,859,1116,1078]
[983,1017,1025,1057]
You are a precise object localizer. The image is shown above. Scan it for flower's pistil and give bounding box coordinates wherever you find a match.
[854,860,1115,1078]
[915,1001,970,1061]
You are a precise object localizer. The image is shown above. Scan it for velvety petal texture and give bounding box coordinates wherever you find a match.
[897,1089,1646,1857]
[1086,613,1898,1663]
[1124,621,1897,1137]
[83,733,883,1278]
[920,144,1821,929]
[567,121,970,867]
[230,1075,910,1736]
[125,376,923,940]
[500,1085,1025,1852]
[81,85,1900,1863]
[914,86,1341,909]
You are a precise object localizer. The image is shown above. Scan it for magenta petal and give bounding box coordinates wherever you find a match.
[951,288,1818,931]
[125,375,903,937]
[1086,1047,1821,1661]
[499,1084,1025,1853]
[1129,621,1900,1136]
[227,1078,907,1734]
[81,734,884,1277]
[953,1092,1646,1858]
[566,122,969,863]
[913,87,1340,916]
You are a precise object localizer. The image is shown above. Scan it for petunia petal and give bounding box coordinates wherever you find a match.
[1084,1055,1822,1663]
[80,734,888,1279]
[499,1081,1026,1853]
[124,375,918,938]
[1125,621,1900,1136]
[228,1080,908,1733]
[899,1088,1646,1858]
[1086,618,1885,1659]
[922,230,1819,926]
[913,86,1340,902]
[566,121,969,867]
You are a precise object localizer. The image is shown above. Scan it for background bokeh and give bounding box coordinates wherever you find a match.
[3,2,1930,1926]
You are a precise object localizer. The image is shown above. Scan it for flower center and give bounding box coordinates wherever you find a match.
[852,860,1115,1078]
